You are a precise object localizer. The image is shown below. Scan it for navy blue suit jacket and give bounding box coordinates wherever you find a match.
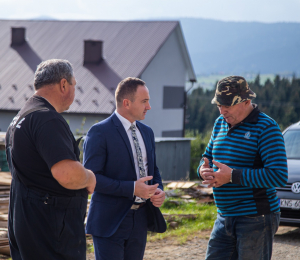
[83,113,163,237]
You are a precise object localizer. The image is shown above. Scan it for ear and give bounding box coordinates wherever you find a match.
[123,99,131,109]
[59,78,68,94]
[244,100,251,106]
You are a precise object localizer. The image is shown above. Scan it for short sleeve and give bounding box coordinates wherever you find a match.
[34,118,77,170]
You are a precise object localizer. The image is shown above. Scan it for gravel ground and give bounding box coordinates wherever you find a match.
[87,226,300,260]
[143,226,300,260]
[1,226,299,259]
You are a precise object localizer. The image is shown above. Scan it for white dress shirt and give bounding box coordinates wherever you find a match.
[115,111,148,202]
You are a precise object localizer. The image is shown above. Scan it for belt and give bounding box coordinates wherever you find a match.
[130,202,146,210]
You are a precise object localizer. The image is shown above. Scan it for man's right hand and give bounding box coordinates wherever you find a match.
[134,176,159,199]
[199,157,214,180]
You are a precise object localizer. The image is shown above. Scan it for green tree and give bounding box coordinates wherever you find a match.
[186,75,300,133]
[185,130,212,180]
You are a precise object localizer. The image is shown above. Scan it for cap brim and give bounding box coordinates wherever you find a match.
[211,96,220,105]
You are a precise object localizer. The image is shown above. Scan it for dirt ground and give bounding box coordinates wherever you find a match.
[0,226,299,259]
[86,226,300,260]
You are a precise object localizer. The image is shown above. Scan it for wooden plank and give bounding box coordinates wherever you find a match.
[0,222,8,228]
[0,245,10,256]
[0,198,9,204]
[166,182,178,189]
[175,182,185,188]
[181,182,196,189]
[0,173,11,186]
[166,181,196,189]
[0,215,8,221]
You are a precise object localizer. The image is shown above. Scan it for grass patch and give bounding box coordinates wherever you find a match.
[147,197,217,243]
[86,237,94,253]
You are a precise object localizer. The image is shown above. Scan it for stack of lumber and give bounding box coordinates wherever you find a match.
[0,172,11,256]
[0,236,9,256]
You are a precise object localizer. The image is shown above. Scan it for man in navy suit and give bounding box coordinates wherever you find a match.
[83,77,165,260]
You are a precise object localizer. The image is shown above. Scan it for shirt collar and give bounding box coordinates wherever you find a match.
[32,94,56,111]
[115,110,136,131]
[37,95,51,105]
[225,103,260,129]
[242,103,260,123]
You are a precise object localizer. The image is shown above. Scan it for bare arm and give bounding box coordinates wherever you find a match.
[51,159,96,194]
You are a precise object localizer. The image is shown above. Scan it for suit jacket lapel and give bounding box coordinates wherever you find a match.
[111,114,136,174]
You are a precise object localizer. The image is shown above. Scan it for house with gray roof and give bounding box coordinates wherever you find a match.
[0,20,196,137]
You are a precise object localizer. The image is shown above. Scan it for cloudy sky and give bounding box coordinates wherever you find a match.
[0,0,299,23]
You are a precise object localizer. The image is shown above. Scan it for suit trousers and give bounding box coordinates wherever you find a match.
[8,178,87,260]
[92,205,148,260]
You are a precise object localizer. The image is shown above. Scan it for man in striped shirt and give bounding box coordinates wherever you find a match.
[198,76,288,260]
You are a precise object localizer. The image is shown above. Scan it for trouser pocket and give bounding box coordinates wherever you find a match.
[272,212,281,235]
[55,208,67,241]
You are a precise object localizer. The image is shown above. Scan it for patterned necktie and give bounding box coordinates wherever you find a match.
[130,124,146,179]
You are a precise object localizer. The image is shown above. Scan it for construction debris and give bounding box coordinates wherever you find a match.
[163,213,198,222]
[180,195,192,199]
[166,200,182,206]
[168,222,179,229]
[0,179,215,256]
[165,181,214,204]
[166,182,196,189]
[160,181,215,230]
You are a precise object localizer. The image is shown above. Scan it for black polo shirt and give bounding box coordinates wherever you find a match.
[10,95,87,198]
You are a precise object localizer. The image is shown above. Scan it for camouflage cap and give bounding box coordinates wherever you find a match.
[211,76,256,106]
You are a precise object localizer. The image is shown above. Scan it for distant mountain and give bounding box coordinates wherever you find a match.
[31,16,56,20]
[28,16,300,76]
[179,18,300,75]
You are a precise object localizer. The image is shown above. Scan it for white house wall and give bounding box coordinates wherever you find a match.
[141,28,186,137]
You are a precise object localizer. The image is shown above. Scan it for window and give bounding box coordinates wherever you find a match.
[163,86,185,109]
[284,130,300,159]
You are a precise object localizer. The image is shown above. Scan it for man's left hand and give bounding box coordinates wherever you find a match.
[150,188,165,207]
[202,160,232,188]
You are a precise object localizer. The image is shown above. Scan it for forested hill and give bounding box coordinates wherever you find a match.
[186,76,300,133]
[179,18,300,75]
